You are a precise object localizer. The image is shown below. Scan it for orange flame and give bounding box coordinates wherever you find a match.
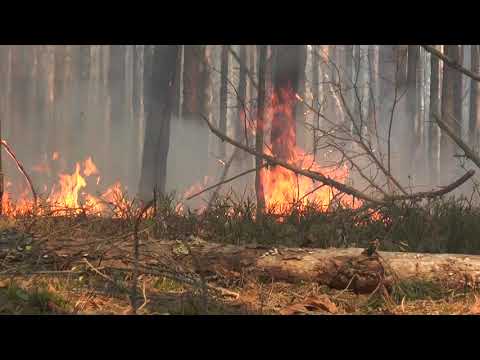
[261,87,358,213]
[1,155,128,217]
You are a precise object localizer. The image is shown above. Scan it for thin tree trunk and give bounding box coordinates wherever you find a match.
[404,45,419,181]
[255,45,267,222]
[429,45,441,185]
[219,45,230,160]
[367,45,379,138]
[235,45,248,169]
[312,45,320,159]
[469,45,480,148]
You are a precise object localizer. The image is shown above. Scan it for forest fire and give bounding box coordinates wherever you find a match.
[1,154,127,217]
[261,87,356,213]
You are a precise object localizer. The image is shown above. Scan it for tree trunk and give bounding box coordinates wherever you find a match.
[469,45,480,148]
[271,45,307,162]
[404,45,419,181]
[234,45,248,170]
[175,45,211,192]
[367,45,379,141]
[255,45,267,222]
[219,45,229,160]
[428,45,441,186]
[440,45,462,186]
[311,45,320,159]
[138,46,179,200]
[378,45,397,141]
[108,45,127,184]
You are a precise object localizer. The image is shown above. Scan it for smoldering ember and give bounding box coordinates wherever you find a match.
[1,45,480,316]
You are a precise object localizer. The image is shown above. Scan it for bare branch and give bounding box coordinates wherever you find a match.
[422,45,480,83]
[433,113,480,169]
[1,139,37,206]
[203,114,475,207]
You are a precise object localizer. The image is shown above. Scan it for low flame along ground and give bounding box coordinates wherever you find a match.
[1,87,359,217]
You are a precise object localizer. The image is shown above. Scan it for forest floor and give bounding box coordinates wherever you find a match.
[1,205,480,315]
[1,271,480,315]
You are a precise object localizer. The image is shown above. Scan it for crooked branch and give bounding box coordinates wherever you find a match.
[202,114,475,207]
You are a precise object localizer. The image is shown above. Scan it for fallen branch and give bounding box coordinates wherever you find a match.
[1,140,37,206]
[385,169,475,201]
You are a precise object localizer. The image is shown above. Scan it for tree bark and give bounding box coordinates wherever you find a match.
[150,240,480,294]
[138,46,179,200]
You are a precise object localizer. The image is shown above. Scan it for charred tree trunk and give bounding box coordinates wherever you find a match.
[270,45,307,161]
[138,46,179,200]
[469,45,480,148]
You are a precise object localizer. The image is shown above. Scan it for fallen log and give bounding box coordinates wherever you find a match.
[150,240,480,294]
